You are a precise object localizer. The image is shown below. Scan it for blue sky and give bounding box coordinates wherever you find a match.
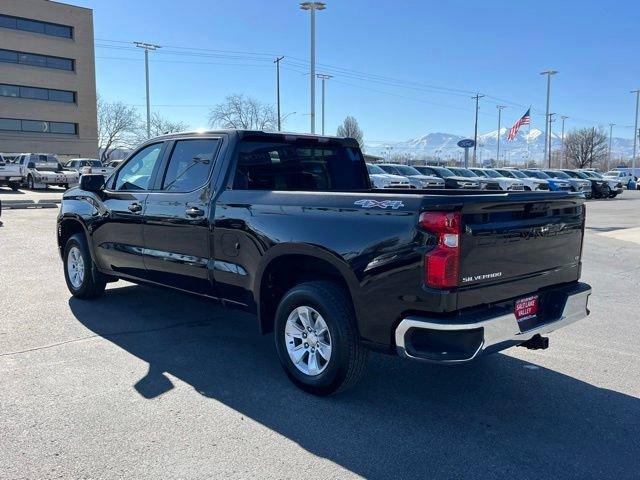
[74,0,640,143]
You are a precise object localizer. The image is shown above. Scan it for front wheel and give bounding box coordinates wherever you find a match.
[8,182,19,191]
[274,281,368,395]
[27,175,35,190]
[63,233,106,299]
[609,192,618,198]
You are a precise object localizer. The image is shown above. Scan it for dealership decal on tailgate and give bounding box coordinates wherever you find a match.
[515,295,538,328]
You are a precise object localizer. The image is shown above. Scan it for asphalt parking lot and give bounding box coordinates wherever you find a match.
[1,192,639,479]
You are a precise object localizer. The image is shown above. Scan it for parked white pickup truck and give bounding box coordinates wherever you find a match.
[0,154,22,191]
[16,153,79,190]
[65,158,109,177]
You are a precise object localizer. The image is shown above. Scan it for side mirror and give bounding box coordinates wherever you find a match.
[27,162,36,169]
[80,174,105,192]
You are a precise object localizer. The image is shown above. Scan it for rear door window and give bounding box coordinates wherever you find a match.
[233,139,368,191]
[160,138,220,192]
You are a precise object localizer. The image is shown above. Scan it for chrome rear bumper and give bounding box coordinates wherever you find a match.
[395,286,591,363]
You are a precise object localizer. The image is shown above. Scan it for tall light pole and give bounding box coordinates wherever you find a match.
[632,90,640,173]
[547,113,556,167]
[471,93,484,166]
[560,115,568,168]
[300,2,326,134]
[316,73,332,135]
[540,70,558,167]
[496,105,506,164]
[608,123,615,169]
[274,56,284,131]
[134,42,161,138]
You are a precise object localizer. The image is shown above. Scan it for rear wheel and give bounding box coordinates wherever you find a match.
[274,281,368,395]
[63,233,106,299]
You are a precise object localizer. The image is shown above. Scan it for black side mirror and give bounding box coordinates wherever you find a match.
[27,162,36,169]
[80,174,105,192]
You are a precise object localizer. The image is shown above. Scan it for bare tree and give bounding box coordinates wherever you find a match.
[134,112,189,145]
[208,94,277,131]
[97,96,140,161]
[564,127,608,169]
[336,116,364,148]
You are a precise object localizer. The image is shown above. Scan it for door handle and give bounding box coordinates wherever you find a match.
[128,202,142,213]
[185,206,205,218]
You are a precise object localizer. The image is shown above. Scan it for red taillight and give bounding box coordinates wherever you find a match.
[419,211,461,289]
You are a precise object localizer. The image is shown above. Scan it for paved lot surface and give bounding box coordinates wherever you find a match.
[1,193,639,479]
[0,186,65,204]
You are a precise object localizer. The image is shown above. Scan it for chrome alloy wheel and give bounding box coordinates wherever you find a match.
[285,306,332,376]
[67,246,85,289]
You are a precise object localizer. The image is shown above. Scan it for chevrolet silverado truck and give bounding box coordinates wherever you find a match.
[57,130,591,395]
[16,153,79,189]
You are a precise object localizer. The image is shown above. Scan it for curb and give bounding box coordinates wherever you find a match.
[3,199,61,209]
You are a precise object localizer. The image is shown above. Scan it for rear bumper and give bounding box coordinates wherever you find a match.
[395,282,591,363]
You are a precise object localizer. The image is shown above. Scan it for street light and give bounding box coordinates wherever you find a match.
[316,73,332,135]
[560,115,569,168]
[608,123,615,168]
[496,105,506,164]
[134,42,161,138]
[300,2,326,134]
[540,70,558,167]
[632,90,640,173]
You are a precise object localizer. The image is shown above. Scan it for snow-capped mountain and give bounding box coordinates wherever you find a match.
[365,128,634,163]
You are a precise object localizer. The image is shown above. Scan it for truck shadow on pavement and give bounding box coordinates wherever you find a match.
[70,284,639,480]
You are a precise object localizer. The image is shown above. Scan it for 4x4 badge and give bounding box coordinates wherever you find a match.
[354,199,404,210]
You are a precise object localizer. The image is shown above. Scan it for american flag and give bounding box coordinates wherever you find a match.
[507,108,531,140]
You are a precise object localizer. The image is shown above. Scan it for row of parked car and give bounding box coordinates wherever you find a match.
[0,153,122,190]
[367,163,625,199]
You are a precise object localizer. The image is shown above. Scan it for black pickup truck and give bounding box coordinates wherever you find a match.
[57,130,591,395]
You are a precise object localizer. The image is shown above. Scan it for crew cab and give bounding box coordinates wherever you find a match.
[603,169,635,188]
[0,153,22,190]
[16,153,79,189]
[57,130,591,395]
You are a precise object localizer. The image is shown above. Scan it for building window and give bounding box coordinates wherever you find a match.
[0,49,74,71]
[0,83,76,103]
[0,118,77,135]
[0,14,73,39]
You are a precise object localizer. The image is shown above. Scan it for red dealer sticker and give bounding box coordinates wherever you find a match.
[515,295,538,322]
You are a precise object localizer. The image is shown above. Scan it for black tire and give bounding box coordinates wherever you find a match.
[63,233,106,299]
[27,175,35,190]
[524,186,531,191]
[63,183,70,190]
[600,185,610,199]
[274,281,368,396]
[8,182,19,191]
[609,192,618,198]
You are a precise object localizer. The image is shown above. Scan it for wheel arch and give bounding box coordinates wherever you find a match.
[254,244,362,336]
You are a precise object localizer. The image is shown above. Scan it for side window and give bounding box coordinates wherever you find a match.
[161,139,220,192]
[113,143,163,191]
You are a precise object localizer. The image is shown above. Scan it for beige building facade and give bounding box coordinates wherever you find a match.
[0,0,97,160]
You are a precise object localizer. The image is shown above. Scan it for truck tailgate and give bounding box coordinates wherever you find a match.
[459,194,584,288]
